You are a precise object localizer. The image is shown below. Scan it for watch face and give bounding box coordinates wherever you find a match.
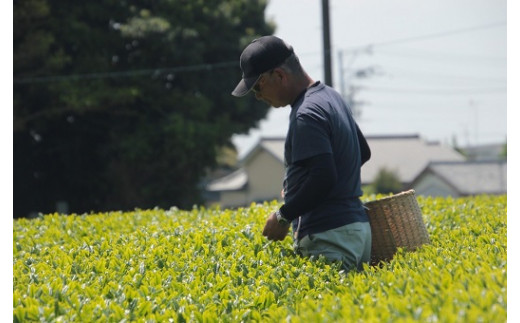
[276,211,289,225]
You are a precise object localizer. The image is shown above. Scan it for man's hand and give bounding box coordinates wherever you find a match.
[262,211,290,241]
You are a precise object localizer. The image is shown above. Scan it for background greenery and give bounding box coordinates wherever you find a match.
[14,0,274,217]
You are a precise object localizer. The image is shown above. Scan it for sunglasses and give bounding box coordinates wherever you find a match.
[252,70,274,94]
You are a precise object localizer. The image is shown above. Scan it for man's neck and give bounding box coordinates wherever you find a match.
[289,74,314,103]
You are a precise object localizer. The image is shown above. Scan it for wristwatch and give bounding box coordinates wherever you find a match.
[276,209,290,226]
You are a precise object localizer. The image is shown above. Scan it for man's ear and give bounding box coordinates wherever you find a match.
[271,67,283,78]
[272,67,287,84]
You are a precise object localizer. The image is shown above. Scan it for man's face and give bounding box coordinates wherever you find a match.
[252,69,288,108]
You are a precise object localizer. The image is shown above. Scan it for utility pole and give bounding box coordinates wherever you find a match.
[322,0,333,87]
[338,50,358,118]
[338,50,345,99]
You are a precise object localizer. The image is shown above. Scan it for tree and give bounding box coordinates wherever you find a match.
[372,168,402,195]
[14,0,274,217]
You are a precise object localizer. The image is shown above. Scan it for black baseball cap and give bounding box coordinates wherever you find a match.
[231,36,294,97]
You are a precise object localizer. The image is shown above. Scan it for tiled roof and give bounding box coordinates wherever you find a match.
[205,168,247,192]
[361,135,465,184]
[415,161,507,195]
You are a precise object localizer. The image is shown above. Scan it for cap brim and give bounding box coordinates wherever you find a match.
[231,75,261,97]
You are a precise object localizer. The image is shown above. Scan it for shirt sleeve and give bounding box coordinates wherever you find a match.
[280,153,337,221]
[356,122,371,166]
[291,110,332,163]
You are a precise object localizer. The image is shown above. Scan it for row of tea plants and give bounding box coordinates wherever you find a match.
[13,194,506,322]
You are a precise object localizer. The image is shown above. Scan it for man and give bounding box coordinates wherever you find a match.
[231,35,372,272]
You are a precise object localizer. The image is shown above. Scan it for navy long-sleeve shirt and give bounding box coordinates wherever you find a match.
[280,81,370,239]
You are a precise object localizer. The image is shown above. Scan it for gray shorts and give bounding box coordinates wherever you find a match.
[294,222,372,272]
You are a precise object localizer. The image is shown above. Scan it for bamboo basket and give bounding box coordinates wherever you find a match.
[364,189,430,265]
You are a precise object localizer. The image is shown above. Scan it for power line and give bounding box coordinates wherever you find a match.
[14,61,237,84]
[377,67,506,84]
[375,48,506,64]
[363,85,506,95]
[14,21,506,85]
[338,21,506,117]
[341,21,506,52]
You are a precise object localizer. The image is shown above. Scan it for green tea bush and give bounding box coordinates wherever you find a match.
[13,195,506,322]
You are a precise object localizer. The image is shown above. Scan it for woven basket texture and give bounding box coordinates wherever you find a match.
[364,190,430,265]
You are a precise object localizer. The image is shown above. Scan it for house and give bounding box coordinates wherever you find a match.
[205,134,466,207]
[360,135,465,187]
[205,138,285,207]
[461,143,506,161]
[408,160,507,197]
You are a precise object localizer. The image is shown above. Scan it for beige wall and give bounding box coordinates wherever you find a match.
[245,151,285,203]
[216,150,285,208]
[218,190,249,208]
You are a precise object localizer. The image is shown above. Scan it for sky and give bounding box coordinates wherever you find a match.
[232,0,508,158]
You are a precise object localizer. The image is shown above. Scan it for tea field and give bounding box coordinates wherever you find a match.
[13,194,507,322]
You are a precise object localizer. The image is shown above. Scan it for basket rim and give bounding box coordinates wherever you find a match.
[364,189,416,205]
